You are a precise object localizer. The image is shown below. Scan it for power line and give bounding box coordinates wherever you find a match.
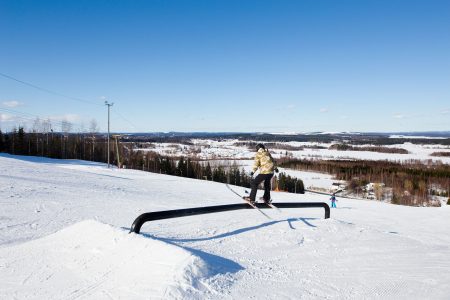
[0,72,103,107]
[0,107,88,131]
[112,110,138,131]
[0,72,140,132]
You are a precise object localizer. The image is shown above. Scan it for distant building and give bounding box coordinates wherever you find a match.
[365,182,385,192]
[330,182,347,193]
[364,182,388,201]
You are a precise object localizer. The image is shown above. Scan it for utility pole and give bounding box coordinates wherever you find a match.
[105,101,114,168]
[113,134,122,169]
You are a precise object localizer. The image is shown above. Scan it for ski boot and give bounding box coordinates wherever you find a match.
[243,196,256,204]
[259,197,272,204]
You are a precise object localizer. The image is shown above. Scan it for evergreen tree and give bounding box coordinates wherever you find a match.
[213,166,226,183]
[176,157,186,176]
[0,130,4,152]
[205,163,212,180]
[295,178,305,194]
[17,127,26,154]
[186,159,196,178]
[234,168,241,186]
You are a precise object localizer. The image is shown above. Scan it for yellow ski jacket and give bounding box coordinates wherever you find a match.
[252,148,275,174]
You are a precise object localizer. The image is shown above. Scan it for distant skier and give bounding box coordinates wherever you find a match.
[243,144,278,204]
[330,194,338,208]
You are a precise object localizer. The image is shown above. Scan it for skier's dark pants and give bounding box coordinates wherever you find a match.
[250,173,274,201]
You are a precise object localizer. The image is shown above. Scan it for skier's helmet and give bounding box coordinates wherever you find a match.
[256,143,265,151]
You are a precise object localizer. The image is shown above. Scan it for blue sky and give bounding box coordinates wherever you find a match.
[1,0,449,133]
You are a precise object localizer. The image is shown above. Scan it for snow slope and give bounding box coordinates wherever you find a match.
[0,220,210,299]
[1,154,450,299]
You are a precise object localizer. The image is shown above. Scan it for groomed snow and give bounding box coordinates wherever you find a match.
[1,154,450,299]
[0,220,210,299]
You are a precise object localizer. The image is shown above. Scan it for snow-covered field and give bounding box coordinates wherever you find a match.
[134,139,450,165]
[1,154,450,299]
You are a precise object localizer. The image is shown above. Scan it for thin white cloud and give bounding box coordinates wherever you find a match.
[393,113,404,119]
[320,108,329,113]
[0,113,15,122]
[2,100,22,108]
[286,104,296,109]
[340,115,348,120]
[441,109,450,115]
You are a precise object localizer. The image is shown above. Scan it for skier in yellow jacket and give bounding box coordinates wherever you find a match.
[243,144,278,204]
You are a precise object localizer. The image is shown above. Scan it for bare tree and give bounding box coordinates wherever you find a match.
[88,118,99,161]
[32,117,43,154]
[78,121,86,133]
[32,117,42,133]
[89,119,99,134]
[60,119,72,159]
[61,119,72,133]
[42,119,52,133]
[42,118,52,155]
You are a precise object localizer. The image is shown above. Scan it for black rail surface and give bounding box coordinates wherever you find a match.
[130,202,330,234]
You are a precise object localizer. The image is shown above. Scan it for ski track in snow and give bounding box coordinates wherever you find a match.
[1,153,450,299]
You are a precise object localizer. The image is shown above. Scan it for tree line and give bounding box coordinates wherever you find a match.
[328,144,409,154]
[121,149,304,193]
[0,127,109,162]
[279,157,450,206]
[0,128,304,195]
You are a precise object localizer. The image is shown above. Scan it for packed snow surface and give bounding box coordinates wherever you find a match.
[1,154,450,299]
[0,220,209,299]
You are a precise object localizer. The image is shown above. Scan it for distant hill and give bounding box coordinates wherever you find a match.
[116,131,450,145]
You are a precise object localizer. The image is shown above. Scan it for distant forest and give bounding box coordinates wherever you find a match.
[121,131,450,146]
[279,157,450,206]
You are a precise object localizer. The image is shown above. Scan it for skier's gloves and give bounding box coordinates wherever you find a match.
[274,168,279,173]
[250,172,254,176]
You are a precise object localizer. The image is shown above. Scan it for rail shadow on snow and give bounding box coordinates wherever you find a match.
[133,217,320,277]
[139,217,320,244]
[291,218,317,228]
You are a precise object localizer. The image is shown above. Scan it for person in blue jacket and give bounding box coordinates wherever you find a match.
[330,194,338,208]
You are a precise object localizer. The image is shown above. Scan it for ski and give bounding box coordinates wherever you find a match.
[243,189,281,212]
[242,198,272,219]
[265,202,281,212]
[258,197,281,212]
[225,184,271,219]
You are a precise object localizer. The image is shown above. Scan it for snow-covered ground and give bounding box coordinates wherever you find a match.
[1,154,450,299]
[134,139,450,165]
[389,134,448,139]
[287,142,450,164]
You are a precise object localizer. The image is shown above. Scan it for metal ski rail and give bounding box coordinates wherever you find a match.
[130,202,330,234]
